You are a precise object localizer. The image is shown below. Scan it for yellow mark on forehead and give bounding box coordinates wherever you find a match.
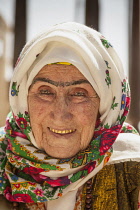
[47,62,72,65]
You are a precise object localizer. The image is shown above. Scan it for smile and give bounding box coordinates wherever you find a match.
[49,127,76,134]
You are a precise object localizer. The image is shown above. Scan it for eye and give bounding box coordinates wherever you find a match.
[37,86,55,101]
[70,91,86,97]
[39,89,54,95]
[68,88,88,103]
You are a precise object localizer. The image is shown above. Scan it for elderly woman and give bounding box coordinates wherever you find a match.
[0,22,140,210]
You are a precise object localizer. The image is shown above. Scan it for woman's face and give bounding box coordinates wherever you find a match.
[28,64,100,158]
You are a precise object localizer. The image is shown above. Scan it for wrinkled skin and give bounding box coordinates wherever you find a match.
[28,64,100,158]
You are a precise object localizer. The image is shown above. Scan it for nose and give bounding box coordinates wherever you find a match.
[49,95,73,122]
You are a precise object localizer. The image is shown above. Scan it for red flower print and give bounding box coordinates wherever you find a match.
[17,118,27,129]
[23,166,44,175]
[77,155,83,159]
[3,172,8,180]
[7,140,12,151]
[4,186,34,202]
[44,176,70,187]
[94,127,106,138]
[5,119,12,130]
[123,109,129,117]
[84,161,96,174]
[23,166,46,183]
[106,70,109,74]
[123,96,130,117]
[126,96,130,106]
[126,125,133,130]
[4,187,13,201]
[28,182,36,185]
[12,193,34,203]
[14,184,21,189]
[4,187,34,203]
[9,157,15,163]
[33,188,44,197]
[99,124,122,155]
[12,131,27,138]
[14,155,22,161]
[32,174,48,183]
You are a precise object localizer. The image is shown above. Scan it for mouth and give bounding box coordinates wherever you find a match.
[48,127,76,134]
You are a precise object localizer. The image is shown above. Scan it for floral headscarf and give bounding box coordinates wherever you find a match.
[0,22,139,210]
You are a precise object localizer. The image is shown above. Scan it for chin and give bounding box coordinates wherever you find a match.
[44,147,79,159]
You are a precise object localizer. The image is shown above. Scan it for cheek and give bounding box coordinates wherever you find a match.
[28,97,45,147]
[28,97,48,122]
[77,102,99,149]
[74,102,99,126]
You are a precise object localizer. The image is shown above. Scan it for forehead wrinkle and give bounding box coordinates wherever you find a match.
[31,77,91,87]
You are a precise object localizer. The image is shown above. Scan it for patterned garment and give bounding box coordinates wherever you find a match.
[0,22,140,210]
[0,161,140,210]
[75,161,140,210]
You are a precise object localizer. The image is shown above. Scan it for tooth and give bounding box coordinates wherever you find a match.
[49,128,75,134]
[57,130,61,134]
[61,130,66,134]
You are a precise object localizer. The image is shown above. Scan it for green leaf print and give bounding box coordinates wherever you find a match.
[105,60,111,69]
[11,82,19,96]
[111,97,118,110]
[70,171,83,183]
[101,38,112,48]
[104,123,110,129]
[105,70,111,86]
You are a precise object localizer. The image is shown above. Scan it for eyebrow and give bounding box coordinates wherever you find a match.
[31,77,91,87]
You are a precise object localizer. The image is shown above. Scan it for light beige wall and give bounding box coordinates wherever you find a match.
[0,16,10,127]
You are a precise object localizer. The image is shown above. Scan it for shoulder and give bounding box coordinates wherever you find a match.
[106,161,140,179]
[0,195,13,210]
[0,195,30,209]
[89,162,140,209]
[97,161,140,191]
[114,161,140,186]
[0,195,46,209]
[109,133,140,164]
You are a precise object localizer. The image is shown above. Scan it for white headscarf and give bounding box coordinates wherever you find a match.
[1,22,140,210]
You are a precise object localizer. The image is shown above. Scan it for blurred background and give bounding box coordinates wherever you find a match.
[0,0,140,131]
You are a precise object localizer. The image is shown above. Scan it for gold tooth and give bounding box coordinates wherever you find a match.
[61,130,66,134]
[57,130,62,134]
